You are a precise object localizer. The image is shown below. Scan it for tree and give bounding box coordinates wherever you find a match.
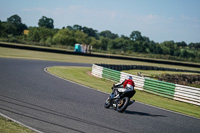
[2,21,17,35]
[162,41,179,56]
[82,27,98,39]
[176,41,187,48]
[52,29,76,46]
[143,36,150,42]
[180,49,189,58]
[6,14,27,35]
[100,37,110,50]
[74,30,88,44]
[0,20,6,37]
[27,27,41,42]
[154,44,163,54]
[0,21,3,36]
[66,26,73,30]
[121,35,130,40]
[189,42,200,49]
[7,14,22,25]
[88,37,100,49]
[38,16,54,29]
[130,31,143,41]
[99,30,118,39]
[73,24,82,30]
[27,27,56,43]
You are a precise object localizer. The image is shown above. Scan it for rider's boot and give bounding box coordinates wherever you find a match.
[129,100,135,105]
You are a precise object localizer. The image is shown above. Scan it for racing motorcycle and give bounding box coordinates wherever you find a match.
[104,85,135,113]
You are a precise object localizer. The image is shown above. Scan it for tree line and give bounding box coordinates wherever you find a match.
[0,14,200,62]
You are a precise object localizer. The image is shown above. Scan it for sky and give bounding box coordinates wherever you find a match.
[0,0,200,43]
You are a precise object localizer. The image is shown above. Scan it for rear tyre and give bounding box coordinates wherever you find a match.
[104,97,111,108]
[116,97,130,113]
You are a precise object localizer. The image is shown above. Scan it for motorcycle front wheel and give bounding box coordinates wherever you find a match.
[116,97,130,113]
[104,97,111,108]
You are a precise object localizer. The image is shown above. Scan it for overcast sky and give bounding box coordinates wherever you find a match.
[0,0,200,43]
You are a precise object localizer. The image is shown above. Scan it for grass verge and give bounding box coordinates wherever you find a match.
[0,116,35,133]
[47,66,200,119]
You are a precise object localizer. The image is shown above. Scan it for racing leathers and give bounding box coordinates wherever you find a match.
[112,78,135,98]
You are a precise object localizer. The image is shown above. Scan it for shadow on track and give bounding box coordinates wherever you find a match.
[124,110,166,117]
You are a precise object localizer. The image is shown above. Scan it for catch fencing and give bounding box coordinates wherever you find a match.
[91,64,200,106]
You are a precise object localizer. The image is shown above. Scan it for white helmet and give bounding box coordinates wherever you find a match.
[128,76,132,80]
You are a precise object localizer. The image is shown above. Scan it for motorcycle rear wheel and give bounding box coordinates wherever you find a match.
[116,97,130,113]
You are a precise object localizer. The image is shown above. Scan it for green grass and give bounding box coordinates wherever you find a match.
[47,66,200,118]
[0,116,35,133]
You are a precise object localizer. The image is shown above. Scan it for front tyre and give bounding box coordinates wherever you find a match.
[116,97,130,113]
[104,97,111,108]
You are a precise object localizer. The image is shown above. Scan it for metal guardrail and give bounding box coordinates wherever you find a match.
[144,78,175,99]
[91,64,200,106]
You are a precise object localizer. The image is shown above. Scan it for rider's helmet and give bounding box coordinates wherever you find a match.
[128,76,132,80]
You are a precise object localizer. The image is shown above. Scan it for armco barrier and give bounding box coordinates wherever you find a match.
[92,64,144,90]
[174,84,200,106]
[144,78,175,99]
[91,64,200,106]
[102,67,121,82]
[120,72,144,90]
[91,64,103,78]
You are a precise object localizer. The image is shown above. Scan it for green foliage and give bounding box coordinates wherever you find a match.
[100,30,118,39]
[27,27,56,46]
[52,29,76,46]
[74,30,88,44]
[82,26,98,39]
[130,31,143,41]
[38,16,54,29]
[1,16,27,37]
[6,14,27,36]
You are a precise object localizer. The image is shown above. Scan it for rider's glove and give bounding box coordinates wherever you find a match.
[113,84,116,87]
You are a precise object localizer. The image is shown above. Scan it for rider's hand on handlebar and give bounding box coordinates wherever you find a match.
[113,84,116,88]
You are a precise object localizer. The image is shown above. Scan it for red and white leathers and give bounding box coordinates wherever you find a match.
[115,79,135,90]
[114,78,135,96]
[122,79,135,90]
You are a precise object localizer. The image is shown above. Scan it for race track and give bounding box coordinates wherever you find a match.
[0,58,199,133]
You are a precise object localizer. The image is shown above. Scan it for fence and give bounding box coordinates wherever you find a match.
[92,64,145,91]
[174,84,200,105]
[144,78,175,99]
[91,64,200,106]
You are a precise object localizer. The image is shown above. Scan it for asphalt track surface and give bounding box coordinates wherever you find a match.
[0,58,200,133]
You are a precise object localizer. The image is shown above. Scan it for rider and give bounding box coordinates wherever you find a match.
[112,76,136,100]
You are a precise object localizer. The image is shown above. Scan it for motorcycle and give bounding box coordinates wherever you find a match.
[104,85,136,113]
